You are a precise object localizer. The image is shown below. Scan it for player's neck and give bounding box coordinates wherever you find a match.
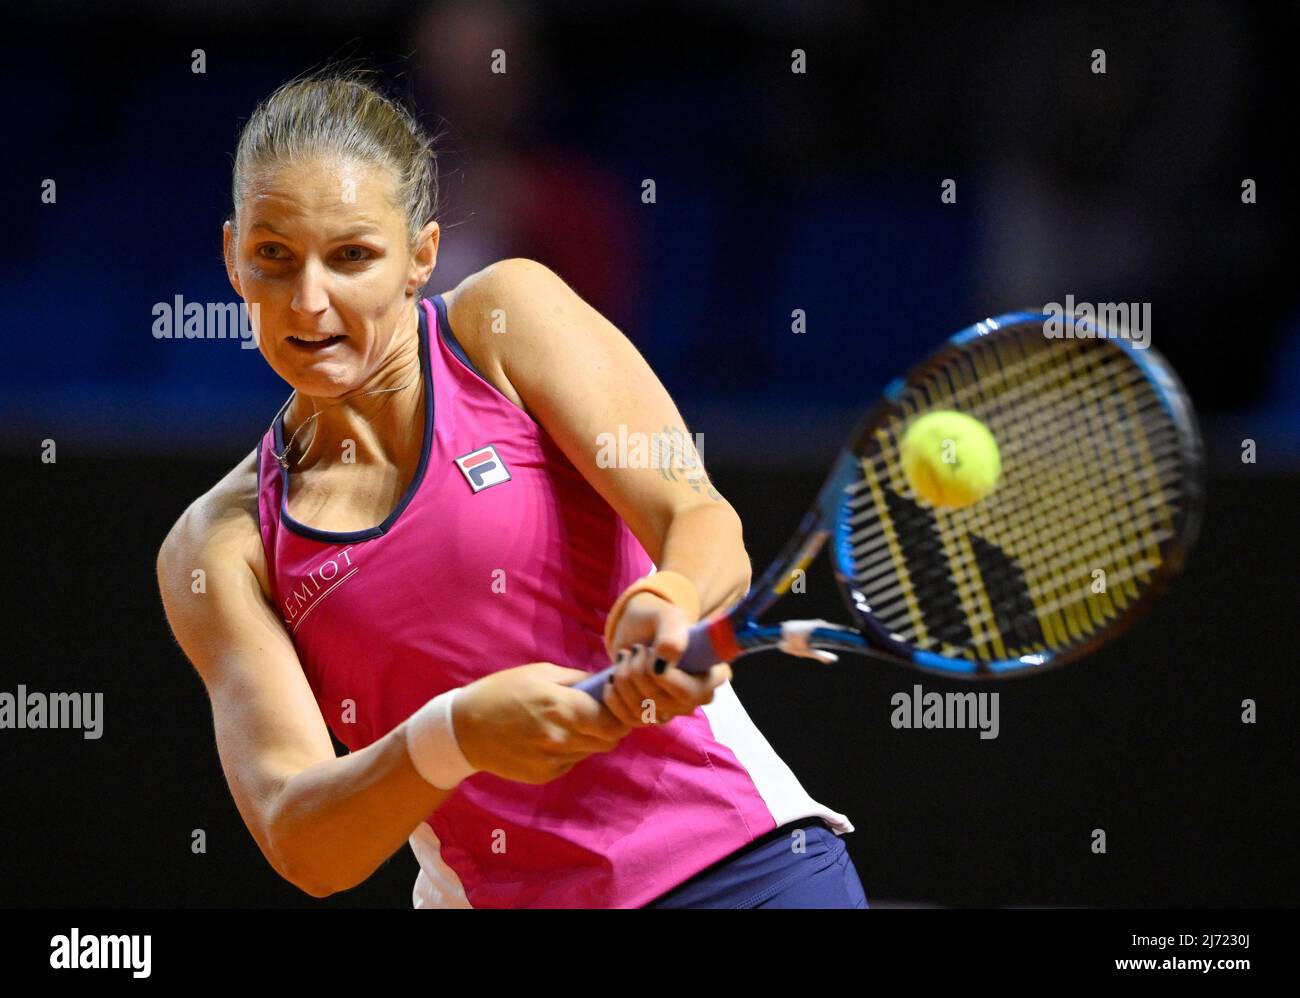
[282,323,424,473]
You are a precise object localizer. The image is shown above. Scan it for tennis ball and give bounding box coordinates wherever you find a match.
[899,410,1001,509]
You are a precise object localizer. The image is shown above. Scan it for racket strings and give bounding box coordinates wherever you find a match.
[979,333,1179,615]
[847,452,1186,585]
[915,342,1174,654]
[929,340,1179,652]
[932,333,1175,649]
[852,359,1185,579]
[884,558,1170,647]
[861,363,1175,593]
[854,328,1145,448]
[864,532,1174,636]
[840,326,1193,662]
[850,354,1178,482]
[852,428,1190,592]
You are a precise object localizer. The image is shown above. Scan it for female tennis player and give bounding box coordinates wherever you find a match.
[156,71,866,909]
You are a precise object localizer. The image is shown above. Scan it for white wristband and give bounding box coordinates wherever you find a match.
[405,688,480,790]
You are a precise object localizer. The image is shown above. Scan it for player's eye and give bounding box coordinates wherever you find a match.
[338,245,374,263]
[335,246,377,265]
[255,244,289,260]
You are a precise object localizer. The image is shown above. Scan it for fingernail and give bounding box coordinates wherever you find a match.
[654,658,668,675]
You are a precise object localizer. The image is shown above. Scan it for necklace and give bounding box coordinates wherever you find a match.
[269,367,422,471]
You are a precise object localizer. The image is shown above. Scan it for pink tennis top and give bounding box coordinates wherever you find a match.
[255,295,852,908]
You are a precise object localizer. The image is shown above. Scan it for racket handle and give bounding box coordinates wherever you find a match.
[574,617,731,700]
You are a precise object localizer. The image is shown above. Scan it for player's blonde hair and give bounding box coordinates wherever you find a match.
[229,68,441,248]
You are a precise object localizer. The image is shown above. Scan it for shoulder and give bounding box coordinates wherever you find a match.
[448,257,566,316]
[156,448,270,603]
[441,258,575,346]
[439,258,572,417]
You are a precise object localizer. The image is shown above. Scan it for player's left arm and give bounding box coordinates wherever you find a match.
[453,257,752,625]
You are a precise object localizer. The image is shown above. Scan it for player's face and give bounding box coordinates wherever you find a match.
[223,155,437,397]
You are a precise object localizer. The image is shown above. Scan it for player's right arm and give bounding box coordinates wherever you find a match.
[156,457,631,897]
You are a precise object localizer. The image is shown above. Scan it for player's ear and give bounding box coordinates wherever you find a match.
[408,220,439,295]
[222,219,243,298]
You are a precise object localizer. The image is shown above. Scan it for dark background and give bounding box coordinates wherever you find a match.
[0,0,1295,907]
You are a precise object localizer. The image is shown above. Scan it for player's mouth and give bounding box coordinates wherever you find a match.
[287,334,347,353]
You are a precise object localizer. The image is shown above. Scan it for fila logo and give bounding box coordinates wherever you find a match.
[455,444,512,492]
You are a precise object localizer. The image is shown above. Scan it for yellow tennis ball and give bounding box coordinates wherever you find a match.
[899,410,1001,509]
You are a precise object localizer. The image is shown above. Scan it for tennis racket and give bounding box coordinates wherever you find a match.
[576,307,1204,697]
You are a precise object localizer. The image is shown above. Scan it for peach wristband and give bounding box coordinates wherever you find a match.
[603,570,701,655]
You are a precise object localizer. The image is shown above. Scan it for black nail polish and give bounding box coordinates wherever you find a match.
[654,658,668,675]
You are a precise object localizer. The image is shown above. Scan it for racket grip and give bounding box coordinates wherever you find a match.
[574,617,730,700]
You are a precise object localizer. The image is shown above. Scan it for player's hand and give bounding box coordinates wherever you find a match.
[603,593,733,727]
[454,663,633,784]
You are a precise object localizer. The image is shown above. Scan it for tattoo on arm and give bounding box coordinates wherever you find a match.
[654,425,722,501]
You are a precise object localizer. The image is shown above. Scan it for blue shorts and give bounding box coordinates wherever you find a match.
[646,817,869,909]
